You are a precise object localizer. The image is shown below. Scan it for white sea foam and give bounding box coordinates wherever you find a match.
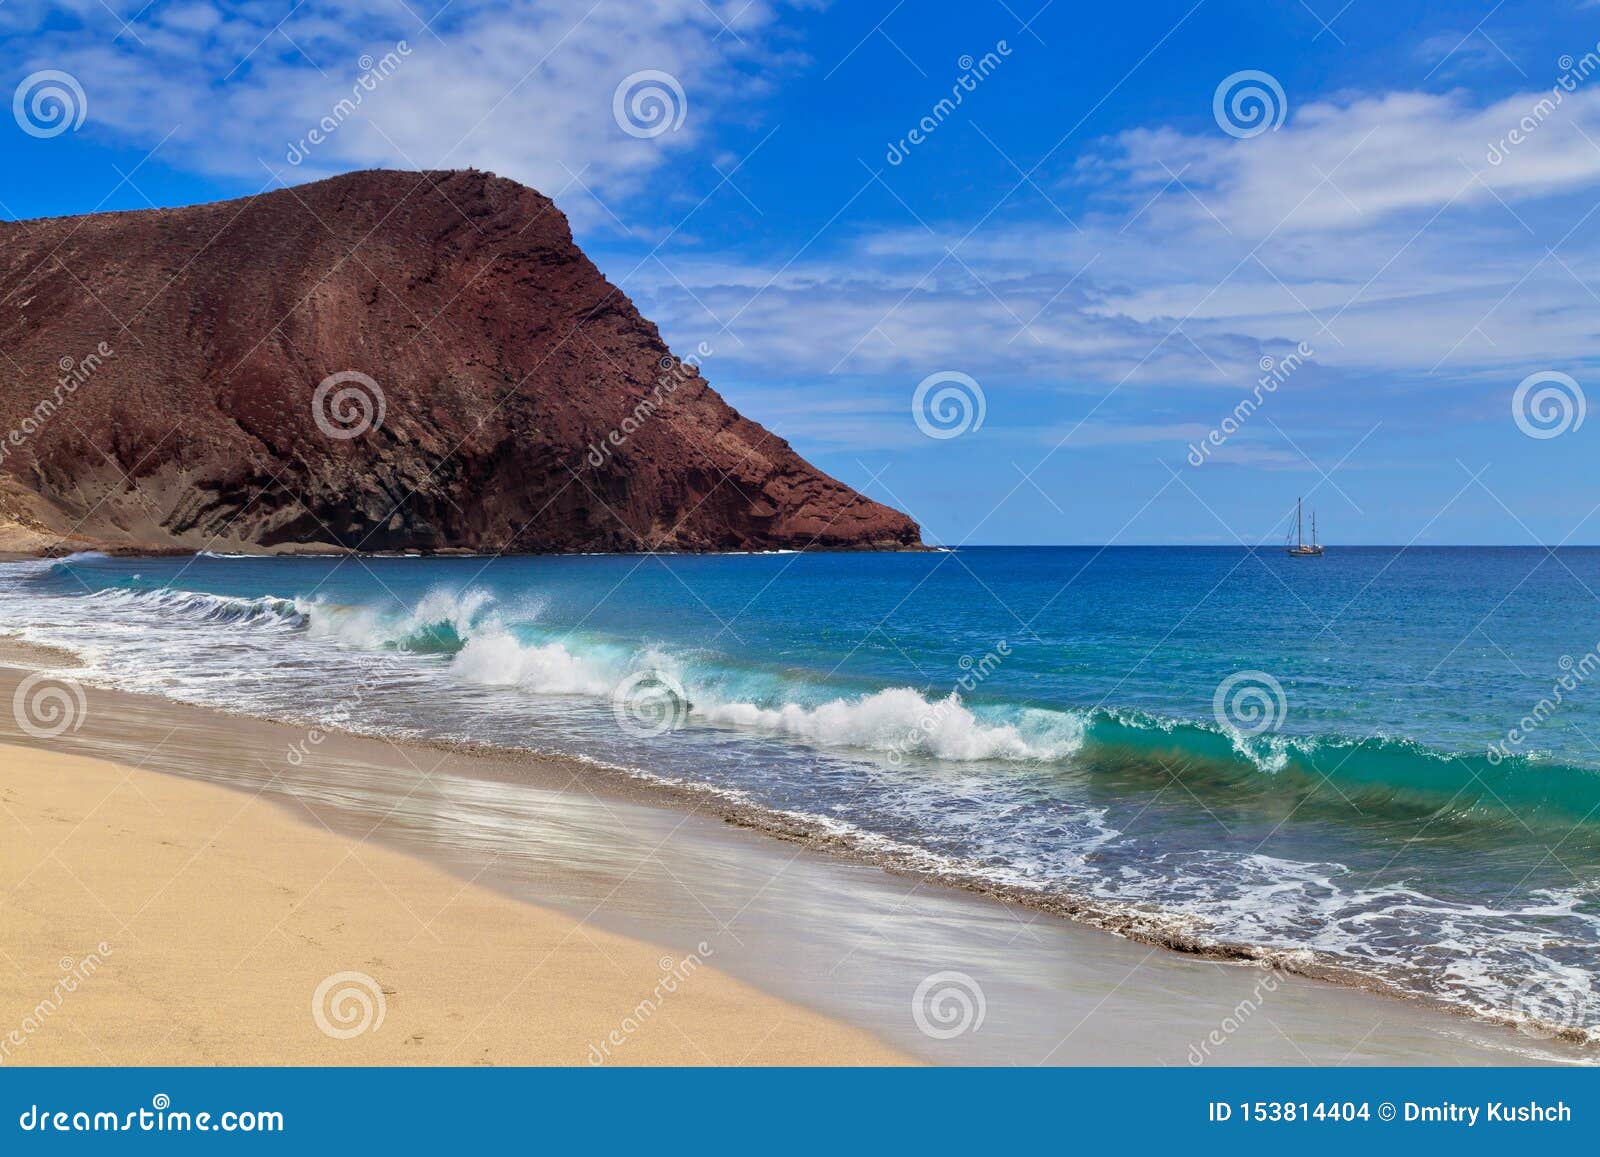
[698,688,1086,761]
[281,585,1091,762]
[453,629,618,695]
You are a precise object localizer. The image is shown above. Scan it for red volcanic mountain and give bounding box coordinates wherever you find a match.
[0,169,921,555]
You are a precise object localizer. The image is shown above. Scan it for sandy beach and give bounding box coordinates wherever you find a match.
[0,646,1587,1067]
[0,733,905,1065]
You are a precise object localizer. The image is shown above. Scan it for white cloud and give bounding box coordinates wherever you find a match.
[628,79,1600,404]
[15,0,787,224]
[1107,86,1600,234]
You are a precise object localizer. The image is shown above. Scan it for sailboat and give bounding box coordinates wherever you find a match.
[1285,497,1324,557]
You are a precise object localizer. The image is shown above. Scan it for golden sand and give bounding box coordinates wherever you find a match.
[0,742,906,1065]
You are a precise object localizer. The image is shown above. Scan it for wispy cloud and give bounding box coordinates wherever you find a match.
[629,78,1600,412]
[12,0,789,224]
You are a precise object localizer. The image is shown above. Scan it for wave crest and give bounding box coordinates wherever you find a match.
[49,579,1600,830]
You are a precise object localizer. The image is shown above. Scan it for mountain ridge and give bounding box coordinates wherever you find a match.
[0,168,922,556]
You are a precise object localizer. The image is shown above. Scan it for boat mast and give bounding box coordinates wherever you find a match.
[1311,509,1317,548]
[1297,497,1304,549]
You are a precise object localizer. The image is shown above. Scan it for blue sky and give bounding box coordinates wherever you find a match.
[6,0,1600,544]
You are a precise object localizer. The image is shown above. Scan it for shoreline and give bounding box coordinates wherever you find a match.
[0,643,1587,1064]
[0,543,936,563]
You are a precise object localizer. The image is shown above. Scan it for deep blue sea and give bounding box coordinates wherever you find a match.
[3,546,1598,1039]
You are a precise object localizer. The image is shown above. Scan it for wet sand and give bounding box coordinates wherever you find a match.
[0,651,1587,1065]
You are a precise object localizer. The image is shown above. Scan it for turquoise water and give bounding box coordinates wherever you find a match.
[3,546,1598,1038]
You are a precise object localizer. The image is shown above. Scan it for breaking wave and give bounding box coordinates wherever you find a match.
[55,579,1600,833]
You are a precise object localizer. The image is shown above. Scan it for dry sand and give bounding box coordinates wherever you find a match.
[0,741,906,1066]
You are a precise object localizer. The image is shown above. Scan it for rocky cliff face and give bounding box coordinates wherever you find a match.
[0,169,921,555]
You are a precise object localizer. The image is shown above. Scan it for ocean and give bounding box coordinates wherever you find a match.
[2,546,1597,1041]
